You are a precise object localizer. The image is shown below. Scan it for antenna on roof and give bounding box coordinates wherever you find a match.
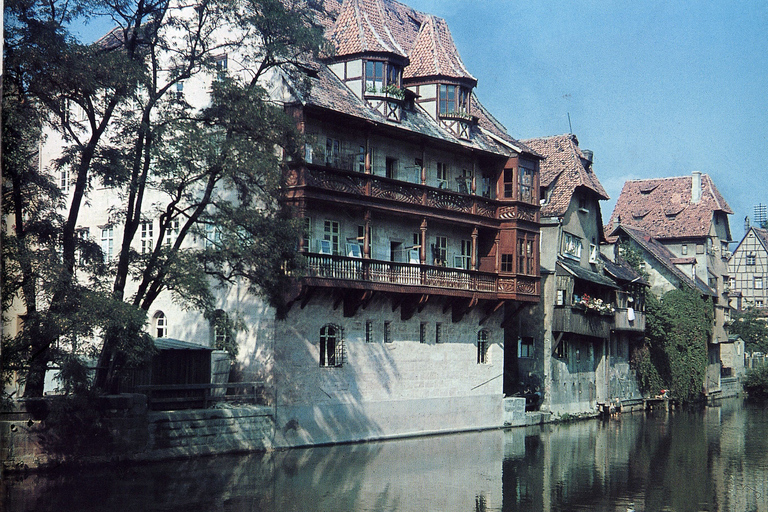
[567,112,573,134]
[755,204,767,227]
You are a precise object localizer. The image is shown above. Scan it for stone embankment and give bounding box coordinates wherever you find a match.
[1,394,274,472]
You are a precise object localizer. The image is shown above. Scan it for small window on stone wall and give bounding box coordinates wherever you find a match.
[519,337,534,358]
[477,330,490,364]
[153,311,167,338]
[320,324,343,367]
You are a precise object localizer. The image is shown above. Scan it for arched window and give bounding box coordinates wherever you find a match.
[320,324,343,367]
[477,329,489,364]
[154,311,167,338]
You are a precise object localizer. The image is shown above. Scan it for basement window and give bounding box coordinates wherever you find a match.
[477,330,490,364]
[320,324,343,367]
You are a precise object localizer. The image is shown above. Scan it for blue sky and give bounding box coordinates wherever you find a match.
[407,0,768,243]
[75,0,767,243]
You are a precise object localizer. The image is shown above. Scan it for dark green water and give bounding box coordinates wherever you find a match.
[3,398,767,511]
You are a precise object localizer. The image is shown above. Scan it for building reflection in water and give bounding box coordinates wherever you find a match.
[3,399,767,512]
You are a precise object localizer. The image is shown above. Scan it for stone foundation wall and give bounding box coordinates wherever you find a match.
[1,395,274,472]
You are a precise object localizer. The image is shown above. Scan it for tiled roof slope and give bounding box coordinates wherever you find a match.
[295,0,535,158]
[331,0,409,57]
[607,174,733,240]
[301,65,512,154]
[330,0,474,82]
[611,224,715,296]
[403,15,475,81]
[522,134,609,217]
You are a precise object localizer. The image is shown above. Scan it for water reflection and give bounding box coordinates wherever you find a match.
[3,398,767,512]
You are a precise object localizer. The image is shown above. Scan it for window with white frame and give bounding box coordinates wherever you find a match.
[456,239,471,269]
[436,162,448,188]
[214,54,228,80]
[319,324,343,367]
[323,220,340,255]
[477,330,490,364]
[205,224,220,249]
[755,276,764,290]
[141,221,153,254]
[303,217,312,252]
[59,168,71,193]
[562,232,582,260]
[101,227,114,260]
[589,243,599,264]
[165,218,180,246]
[154,311,167,338]
[747,253,756,266]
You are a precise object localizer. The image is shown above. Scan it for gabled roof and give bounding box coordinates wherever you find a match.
[403,15,475,83]
[732,226,768,257]
[330,0,475,84]
[522,134,609,217]
[611,224,715,296]
[607,174,733,240]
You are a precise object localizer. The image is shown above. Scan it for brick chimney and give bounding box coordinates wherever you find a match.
[691,171,702,204]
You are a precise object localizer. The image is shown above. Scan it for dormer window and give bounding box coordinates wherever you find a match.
[365,60,402,94]
[439,84,469,114]
[365,61,385,92]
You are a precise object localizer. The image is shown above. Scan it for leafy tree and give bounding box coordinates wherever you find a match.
[3,0,328,398]
[635,288,713,402]
[728,308,768,354]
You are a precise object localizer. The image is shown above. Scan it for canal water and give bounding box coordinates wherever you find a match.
[3,398,767,512]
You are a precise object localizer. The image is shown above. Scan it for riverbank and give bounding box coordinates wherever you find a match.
[2,391,738,473]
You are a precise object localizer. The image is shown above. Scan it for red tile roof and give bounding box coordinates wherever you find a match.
[521,134,609,217]
[403,15,475,82]
[607,174,733,241]
[330,0,475,83]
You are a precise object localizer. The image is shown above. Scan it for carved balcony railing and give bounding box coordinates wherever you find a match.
[301,253,538,299]
[286,165,540,223]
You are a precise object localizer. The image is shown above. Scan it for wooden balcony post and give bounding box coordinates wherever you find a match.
[420,219,428,265]
[471,227,478,271]
[420,146,427,186]
[364,210,371,259]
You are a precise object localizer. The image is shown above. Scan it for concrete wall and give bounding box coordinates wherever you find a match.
[271,292,506,446]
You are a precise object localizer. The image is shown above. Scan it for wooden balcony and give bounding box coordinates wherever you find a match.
[284,166,539,225]
[552,306,612,339]
[300,253,539,301]
[613,308,646,332]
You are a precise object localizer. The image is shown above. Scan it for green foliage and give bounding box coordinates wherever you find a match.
[743,365,768,399]
[729,308,768,354]
[3,0,327,397]
[636,288,713,402]
[618,239,649,281]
